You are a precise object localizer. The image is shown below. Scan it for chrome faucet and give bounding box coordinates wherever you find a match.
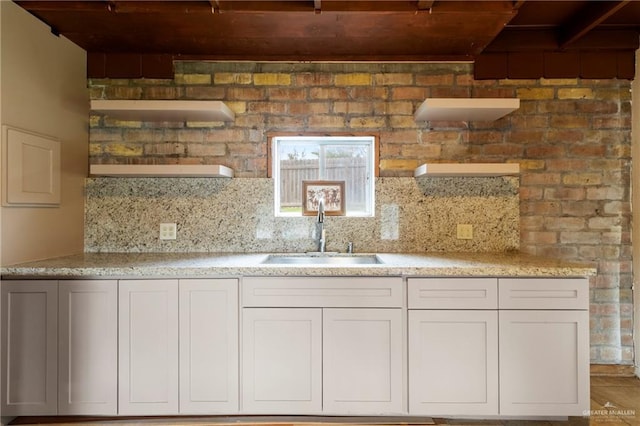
[317,198,326,253]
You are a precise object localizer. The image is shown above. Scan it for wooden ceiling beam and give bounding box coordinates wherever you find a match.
[560,0,632,48]
[512,0,526,10]
[485,28,639,52]
[108,1,213,14]
[15,1,111,12]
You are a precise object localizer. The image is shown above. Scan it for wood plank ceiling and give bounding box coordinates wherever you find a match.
[14,0,640,79]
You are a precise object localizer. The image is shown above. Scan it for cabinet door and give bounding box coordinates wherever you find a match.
[242,308,322,413]
[179,279,238,414]
[1,281,57,416]
[58,280,118,415]
[119,280,179,415]
[408,310,498,416]
[499,310,590,416]
[323,308,403,414]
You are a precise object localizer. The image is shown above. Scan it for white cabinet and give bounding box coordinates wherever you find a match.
[408,310,498,415]
[407,278,499,416]
[498,278,590,417]
[1,281,58,416]
[58,280,118,415]
[242,308,322,414]
[179,279,238,414]
[241,277,404,415]
[323,308,403,414]
[118,279,179,415]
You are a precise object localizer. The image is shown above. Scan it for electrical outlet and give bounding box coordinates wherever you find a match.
[457,224,473,240]
[159,223,177,240]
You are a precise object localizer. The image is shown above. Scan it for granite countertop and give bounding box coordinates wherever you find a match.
[0,252,596,279]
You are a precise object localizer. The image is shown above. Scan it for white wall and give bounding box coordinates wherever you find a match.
[633,48,640,378]
[0,1,87,266]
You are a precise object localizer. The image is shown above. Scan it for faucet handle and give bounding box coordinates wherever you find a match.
[347,242,354,253]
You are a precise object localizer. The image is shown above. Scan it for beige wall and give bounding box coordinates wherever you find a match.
[0,1,87,265]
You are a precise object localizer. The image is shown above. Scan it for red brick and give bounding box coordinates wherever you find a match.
[544,217,585,231]
[520,173,561,186]
[349,87,389,101]
[203,129,246,143]
[248,102,287,114]
[482,144,524,156]
[391,87,429,100]
[267,116,305,128]
[289,102,331,115]
[520,187,543,200]
[468,132,503,145]
[421,131,462,144]
[267,88,306,101]
[568,145,606,157]
[184,86,225,99]
[521,231,557,244]
[593,116,631,129]
[508,130,546,144]
[521,201,561,215]
[560,231,601,244]
[546,130,586,144]
[227,87,266,101]
[561,201,600,216]
[295,73,332,86]
[520,215,544,229]
[537,246,579,258]
[545,159,588,171]
[550,115,590,128]
[143,86,182,100]
[430,87,471,98]
[586,187,625,201]
[543,187,585,200]
[415,74,454,86]
[510,115,549,129]
[525,145,565,158]
[576,101,619,114]
[309,87,349,100]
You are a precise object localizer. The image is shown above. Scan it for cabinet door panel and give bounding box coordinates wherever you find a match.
[499,310,590,416]
[323,308,403,414]
[179,279,238,413]
[1,281,57,416]
[408,310,498,416]
[59,280,117,415]
[242,308,322,413]
[119,280,179,415]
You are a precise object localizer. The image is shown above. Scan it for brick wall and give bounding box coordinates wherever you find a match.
[89,62,632,364]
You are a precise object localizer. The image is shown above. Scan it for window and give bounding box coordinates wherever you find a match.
[272,135,376,217]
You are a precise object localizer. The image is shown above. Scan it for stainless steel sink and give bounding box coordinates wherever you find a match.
[261,254,383,265]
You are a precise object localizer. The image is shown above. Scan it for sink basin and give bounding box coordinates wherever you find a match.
[261,254,383,265]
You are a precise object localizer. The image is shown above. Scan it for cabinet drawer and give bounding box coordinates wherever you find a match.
[242,277,403,308]
[498,278,589,310]
[408,278,497,309]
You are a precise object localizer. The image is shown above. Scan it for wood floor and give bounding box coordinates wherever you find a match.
[9,376,640,426]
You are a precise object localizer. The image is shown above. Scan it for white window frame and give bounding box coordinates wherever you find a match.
[272,135,376,217]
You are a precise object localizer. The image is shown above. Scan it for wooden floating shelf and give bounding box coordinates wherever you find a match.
[90,164,234,178]
[414,98,520,122]
[414,163,520,177]
[90,100,235,122]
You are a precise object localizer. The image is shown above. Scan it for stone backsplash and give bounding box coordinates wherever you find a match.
[85,176,519,253]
